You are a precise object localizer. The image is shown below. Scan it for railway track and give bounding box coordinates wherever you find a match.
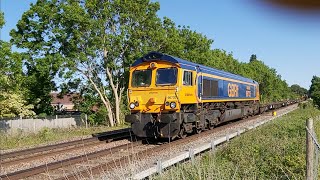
[60,104,298,180]
[0,128,133,179]
[0,104,297,180]
[1,137,99,167]
[1,141,142,180]
[56,133,210,180]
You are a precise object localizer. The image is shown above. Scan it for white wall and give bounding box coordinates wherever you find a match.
[0,116,86,135]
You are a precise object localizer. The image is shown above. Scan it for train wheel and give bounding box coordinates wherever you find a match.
[179,128,187,139]
[194,128,201,134]
[207,120,214,130]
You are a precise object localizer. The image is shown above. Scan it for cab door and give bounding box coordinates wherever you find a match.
[180,69,197,104]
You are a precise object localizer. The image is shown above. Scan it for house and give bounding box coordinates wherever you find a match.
[51,92,79,112]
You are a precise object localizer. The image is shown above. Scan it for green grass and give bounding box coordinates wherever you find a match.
[0,124,129,150]
[153,103,320,180]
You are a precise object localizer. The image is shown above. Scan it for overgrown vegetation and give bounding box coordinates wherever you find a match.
[0,124,128,150]
[153,102,320,179]
[0,0,308,124]
[0,12,36,118]
[310,76,320,108]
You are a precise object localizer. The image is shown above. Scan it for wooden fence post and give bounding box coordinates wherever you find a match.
[85,114,88,128]
[306,118,314,180]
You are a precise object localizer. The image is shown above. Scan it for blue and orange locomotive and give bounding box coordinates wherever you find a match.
[125,51,263,139]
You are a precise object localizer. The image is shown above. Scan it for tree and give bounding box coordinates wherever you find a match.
[0,12,35,117]
[10,0,299,120]
[9,1,61,115]
[158,18,213,65]
[237,56,293,102]
[0,92,35,118]
[290,84,308,96]
[11,0,164,126]
[0,12,4,28]
[310,76,320,107]
[207,49,241,73]
[249,54,257,62]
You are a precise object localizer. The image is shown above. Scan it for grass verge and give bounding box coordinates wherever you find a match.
[0,124,129,150]
[152,103,320,179]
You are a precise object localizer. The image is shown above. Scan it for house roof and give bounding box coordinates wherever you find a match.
[51,93,78,105]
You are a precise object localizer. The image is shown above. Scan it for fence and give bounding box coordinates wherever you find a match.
[0,114,88,135]
[306,117,320,180]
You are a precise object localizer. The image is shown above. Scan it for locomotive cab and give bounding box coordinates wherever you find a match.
[129,63,180,113]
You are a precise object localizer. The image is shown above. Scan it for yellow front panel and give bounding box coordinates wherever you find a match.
[129,88,178,112]
[128,61,181,113]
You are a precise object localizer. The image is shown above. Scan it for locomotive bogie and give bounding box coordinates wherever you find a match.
[126,112,182,138]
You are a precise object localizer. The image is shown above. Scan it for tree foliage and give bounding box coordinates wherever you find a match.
[290,84,307,96]
[8,1,304,123]
[9,2,59,115]
[0,92,35,118]
[0,12,4,29]
[310,76,320,107]
[238,59,293,102]
[0,12,35,117]
[10,0,164,125]
[249,54,257,62]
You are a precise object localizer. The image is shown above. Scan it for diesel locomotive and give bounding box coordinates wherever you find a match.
[125,52,268,139]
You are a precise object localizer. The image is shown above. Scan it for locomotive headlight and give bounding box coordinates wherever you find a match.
[150,62,157,69]
[170,102,176,109]
[129,103,135,109]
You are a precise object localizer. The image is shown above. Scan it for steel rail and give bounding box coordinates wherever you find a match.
[0,128,132,161]
[0,140,140,180]
[0,137,97,160]
[0,128,133,178]
[0,140,102,167]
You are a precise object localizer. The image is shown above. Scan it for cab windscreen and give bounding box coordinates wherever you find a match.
[156,67,177,85]
[132,69,152,87]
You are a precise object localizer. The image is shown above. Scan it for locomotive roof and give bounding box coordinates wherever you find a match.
[132,51,258,84]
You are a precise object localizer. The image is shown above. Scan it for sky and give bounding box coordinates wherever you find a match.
[1,0,319,89]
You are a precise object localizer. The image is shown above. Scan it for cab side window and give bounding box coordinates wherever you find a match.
[183,71,193,86]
